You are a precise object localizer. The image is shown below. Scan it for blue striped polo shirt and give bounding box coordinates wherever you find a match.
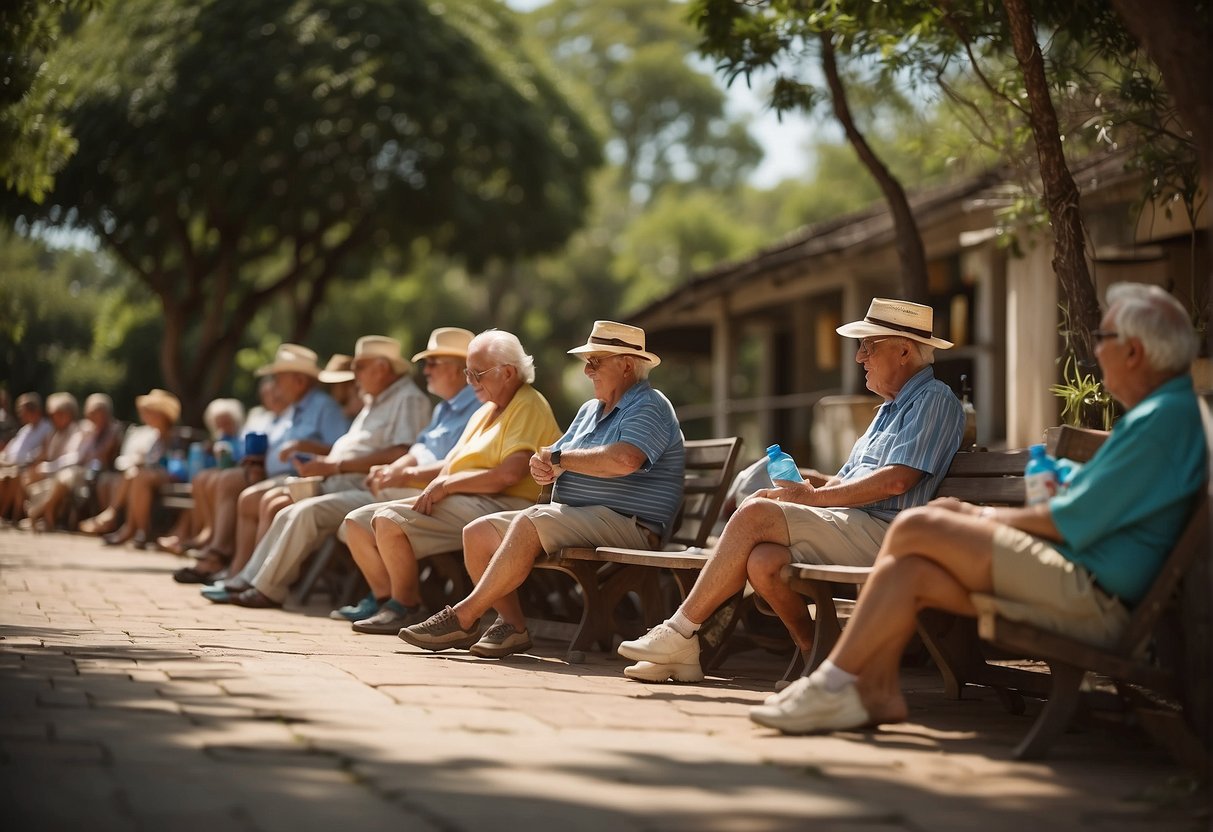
[551,380,686,537]
[838,366,965,522]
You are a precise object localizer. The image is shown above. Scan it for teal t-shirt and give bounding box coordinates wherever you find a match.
[1050,374,1205,605]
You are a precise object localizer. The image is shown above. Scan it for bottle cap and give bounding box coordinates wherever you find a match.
[766,444,782,457]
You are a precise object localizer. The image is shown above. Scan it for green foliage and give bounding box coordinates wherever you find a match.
[3,0,601,421]
[526,0,761,202]
[1049,356,1116,430]
[0,229,119,403]
[0,1,94,202]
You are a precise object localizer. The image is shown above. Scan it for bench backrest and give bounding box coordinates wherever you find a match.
[936,449,1030,505]
[668,437,742,549]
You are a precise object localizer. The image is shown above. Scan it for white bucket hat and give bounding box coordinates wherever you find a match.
[567,321,661,367]
[350,335,409,374]
[836,298,953,349]
[135,388,181,424]
[255,343,322,377]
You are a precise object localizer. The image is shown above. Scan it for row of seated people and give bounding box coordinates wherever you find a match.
[119,283,1213,737]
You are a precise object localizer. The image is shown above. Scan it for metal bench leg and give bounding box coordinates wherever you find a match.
[293,537,338,604]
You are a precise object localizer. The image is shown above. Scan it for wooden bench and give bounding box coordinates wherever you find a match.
[532,437,742,658]
[781,413,1212,763]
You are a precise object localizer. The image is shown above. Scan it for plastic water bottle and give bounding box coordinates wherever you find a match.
[1024,444,1059,505]
[765,444,804,484]
[187,442,206,482]
[213,440,234,469]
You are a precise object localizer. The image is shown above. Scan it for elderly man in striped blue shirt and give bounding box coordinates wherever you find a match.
[620,298,965,683]
[400,321,686,658]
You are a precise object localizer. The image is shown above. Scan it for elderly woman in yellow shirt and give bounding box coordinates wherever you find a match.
[340,330,562,634]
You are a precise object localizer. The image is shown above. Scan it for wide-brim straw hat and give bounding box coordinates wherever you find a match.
[411,327,475,362]
[350,335,408,374]
[567,320,661,367]
[835,298,953,349]
[135,388,181,424]
[317,354,355,384]
[255,343,321,378]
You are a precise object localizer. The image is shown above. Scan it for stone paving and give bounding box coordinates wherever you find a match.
[0,530,1207,831]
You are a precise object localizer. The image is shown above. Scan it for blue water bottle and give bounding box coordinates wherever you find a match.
[765,444,805,484]
[187,442,206,482]
[1024,444,1058,505]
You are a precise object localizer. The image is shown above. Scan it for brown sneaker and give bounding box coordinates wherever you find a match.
[397,605,480,651]
[469,618,532,659]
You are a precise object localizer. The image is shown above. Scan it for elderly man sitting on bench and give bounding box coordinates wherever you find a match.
[618,298,965,683]
[751,282,1206,734]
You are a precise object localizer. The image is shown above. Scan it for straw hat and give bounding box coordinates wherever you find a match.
[317,354,355,384]
[350,335,408,374]
[255,344,321,377]
[411,327,475,362]
[567,321,661,367]
[135,388,181,424]
[835,299,953,349]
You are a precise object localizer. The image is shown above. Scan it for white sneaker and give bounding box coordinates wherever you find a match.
[618,623,700,666]
[623,660,705,683]
[749,676,869,734]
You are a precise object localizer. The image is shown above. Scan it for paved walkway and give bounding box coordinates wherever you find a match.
[0,530,1206,831]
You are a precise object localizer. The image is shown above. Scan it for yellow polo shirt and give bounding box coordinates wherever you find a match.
[446,384,561,501]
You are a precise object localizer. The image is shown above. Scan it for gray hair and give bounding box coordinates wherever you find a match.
[912,341,936,366]
[46,392,79,418]
[1106,282,1198,374]
[627,356,653,380]
[84,393,113,416]
[471,330,536,384]
[204,398,246,437]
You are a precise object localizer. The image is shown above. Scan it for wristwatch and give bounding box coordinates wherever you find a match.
[550,449,562,467]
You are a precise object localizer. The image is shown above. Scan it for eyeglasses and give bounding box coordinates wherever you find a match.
[856,336,895,356]
[464,365,505,383]
[585,355,622,371]
[1093,329,1120,342]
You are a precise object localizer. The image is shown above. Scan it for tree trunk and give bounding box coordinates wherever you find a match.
[1108,0,1213,183]
[819,31,929,303]
[1002,0,1101,376]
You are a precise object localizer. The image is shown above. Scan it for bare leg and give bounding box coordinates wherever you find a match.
[256,486,292,540]
[746,543,815,652]
[228,479,278,573]
[459,516,527,630]
[123,467,166,539]
[345,518,391,599]
[826,506,997,721]
[372,517,424,608]
[203,468,251,559]
[679,498,791,623]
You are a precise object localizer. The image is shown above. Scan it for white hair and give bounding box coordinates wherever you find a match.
[1106,282,1198,374]
[84,393,113,416]
[627,356,653,380]
[203,398,247,437]
[471,330,536,384]
[47,392,79,418]
[912,341,936,366]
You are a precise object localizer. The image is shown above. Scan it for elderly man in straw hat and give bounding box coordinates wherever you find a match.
[207,334,443,608]
[752,283,1206,735]
[400,321,685,658]
[618,298,966,683]
[174,344,348,583]
[341,329,562,635]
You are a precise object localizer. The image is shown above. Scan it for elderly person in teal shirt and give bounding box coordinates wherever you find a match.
[752,282,1206,735]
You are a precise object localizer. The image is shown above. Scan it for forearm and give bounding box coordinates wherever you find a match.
[795,465,922,508]
[976,503,1063,542]
[556,442,645,478]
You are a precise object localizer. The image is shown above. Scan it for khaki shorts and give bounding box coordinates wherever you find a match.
[971,525,1130,650]
[777,503,888,567]
[350,493,533,558]
[478,503,657,554]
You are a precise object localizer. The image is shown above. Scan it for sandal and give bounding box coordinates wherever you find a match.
[172,551,227,584]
